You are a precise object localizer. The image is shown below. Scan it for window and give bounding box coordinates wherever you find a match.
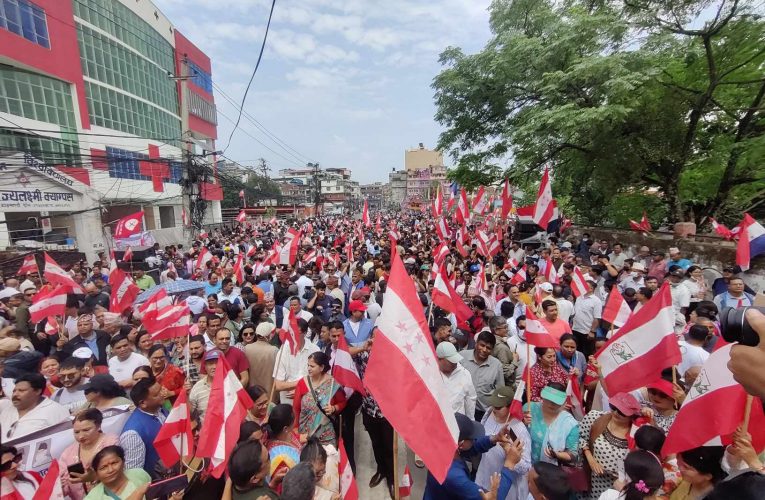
[0,0,49,48]
[187,61,212,94]
[187,91,216,125]
[0,129,80,166]
[158,206,175,228]
[105,146,183,183]
[0,67,76,128]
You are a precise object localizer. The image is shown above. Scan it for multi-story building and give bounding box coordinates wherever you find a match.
[401,143,448,209]
[361,182,385,211]
[274,166,360,213]
[0,0,219,260]
[388,168,408,208]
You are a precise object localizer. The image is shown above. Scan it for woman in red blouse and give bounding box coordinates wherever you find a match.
[529,347,569,401]
[148,344,185,401]
[293,352,346,446]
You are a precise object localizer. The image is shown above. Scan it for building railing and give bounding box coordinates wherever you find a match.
[6,226,77,251]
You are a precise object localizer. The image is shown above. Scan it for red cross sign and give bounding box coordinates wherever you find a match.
[138,145,170,192]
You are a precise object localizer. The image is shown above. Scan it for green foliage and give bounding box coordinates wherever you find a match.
[220,170,282,209]
[433,0,765,227]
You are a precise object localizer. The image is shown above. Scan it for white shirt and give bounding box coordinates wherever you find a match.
[441,364,477,418]
[678,341,709,376]
[295,275,314,299]
[108,352,150,384]
[506,334,536,383]
[553,297,574,324]
[273,339,320,404]
[609,252,627,268]
[0,398,69,439]
[572,294,603,334]
[508,248,525,264]
[669,283,691,313]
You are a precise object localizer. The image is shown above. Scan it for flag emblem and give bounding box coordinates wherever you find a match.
[690,371,711,398]
[609,342,635,364]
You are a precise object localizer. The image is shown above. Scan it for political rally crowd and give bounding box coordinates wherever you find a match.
[1,203,765,500]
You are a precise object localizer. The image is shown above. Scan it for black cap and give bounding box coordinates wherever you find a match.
[669,268,685,278]
[82,374,118,393]
[455,412,485,441]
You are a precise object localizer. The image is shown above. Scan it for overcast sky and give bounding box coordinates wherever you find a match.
[154,0,493,184]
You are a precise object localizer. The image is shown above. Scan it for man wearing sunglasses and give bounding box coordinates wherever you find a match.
[0,373,68,439]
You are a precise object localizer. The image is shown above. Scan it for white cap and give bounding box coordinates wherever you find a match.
[539,282,553,293]
[72,347,94,360]
[669,247,680,254]
[0,288,21,300]
[631,262,646,272]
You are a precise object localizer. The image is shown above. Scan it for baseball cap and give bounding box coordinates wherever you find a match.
[560,241,572,249]
[204,349,221,362]
[330,298,343,307]
[539,282,553,293]
[631,262,646,272]
[0,288,21,300]
[435,342,462,364]
[609,392,641,416]
[72,347,94,360]
[540,386,567,405]
[82,374,118,393]
[486,386,514,408]
[646,379,675,398]
[255,322,274,339]
[359,287,371,295]
[348,300,367,312]
[455,412,485,442]
[669,268,685,278]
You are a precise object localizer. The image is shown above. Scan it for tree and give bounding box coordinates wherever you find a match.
[433,0,765,226]
[220,165,282,209]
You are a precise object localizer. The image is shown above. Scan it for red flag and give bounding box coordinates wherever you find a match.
[278,233,301,266]
[566,375,585,421]
[560,217,572,233]
[123,247,133,262]
[195,247,212,270]
[432,243,450,265]
[501,179,512,219]
[375,214,382,235]
[709,217,734,240]
[181,207,189,227]
[236,210,246,223]
[472,186,488,214]
[662,344,765,456]
[570,266,589,298]
[109,268,140,313]
[436,218,450,241]
[31,459,64,500]
[595,283,681,395]
[17,254,37,277]
[364,253,459,483]
[154,387,195,467]
[339,437,359,500]
[196,355,254,477]
[432,271,473,329]
[543,257,559,284]
[232,254,245,285]
[510,265,527,286]
[736,213,765,271]
[362,200,370,227]
[144,304,190,337]
[523,308,559,348]
[113,211,144,238]
[432,186,443,217]
[278,312,301,355]
[44,316,60,336]
[602,289,632,327]
[509,367,528,421]
[533,168,554,230]
[138,288,172,320]
[456,188,470,226]
[29,285,67,324]
[640,212,652,232]
[333,334,366,395]
[43,253,83,293]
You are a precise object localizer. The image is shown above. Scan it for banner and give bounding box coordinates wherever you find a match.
[5,406,131,473]
[114,231,156,250]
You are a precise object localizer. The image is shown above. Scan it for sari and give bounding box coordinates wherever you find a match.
[298,376,342,445]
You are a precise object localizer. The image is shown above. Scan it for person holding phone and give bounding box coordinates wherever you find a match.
[60,408,119,499]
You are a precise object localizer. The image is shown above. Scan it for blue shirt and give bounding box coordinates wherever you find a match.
[423,436,513,500]
[668,258,692,271]
[83,336,100,361]
[205,282,222,296]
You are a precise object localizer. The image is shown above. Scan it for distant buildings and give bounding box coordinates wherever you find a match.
[360,182,385,211]
[273,166,360,214]
[387,143,448,210]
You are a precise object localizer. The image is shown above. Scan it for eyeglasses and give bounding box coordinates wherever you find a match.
[242,331,255,336]
[608,404,630,418]
[0,453,22,471]
[59,372,80,380]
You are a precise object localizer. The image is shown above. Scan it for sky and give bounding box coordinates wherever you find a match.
[153,0,493,184]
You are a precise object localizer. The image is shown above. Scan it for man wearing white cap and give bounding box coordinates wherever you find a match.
[618,261,646,293]
[60,315,110,366]
[245,322,278,394]
[436,342,476,418]
[668,247,692,271]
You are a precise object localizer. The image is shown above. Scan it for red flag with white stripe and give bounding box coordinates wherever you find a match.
[456,188,470,226]
[532,168,554,230]
[196,355,254,478]
[595,283,681,395]
[432,243,450,265]
[432,270,473,329]
[339,437,359,500]
[31,459,64,500]
[436,218,450,241]
[195,247,212,270]
[44,316,60,336]
[362,200,370,227]
[181,207,189,227]
[364,253,459,483]
[472,186,488,214]
[279,234,301,266]
[154,387,195,467]
[236,210,246,223]
[17,254,37,277]
[543,257,559,284]
[138,288,172,320]
[333,334,366,396]
[432,186,443,217]
[501,179,512,219]
[29,285,67,324]
[709,217,735,240]
[566,374,585,421]
[509,367,528,421]
[278,312,301,356]
[122,247,133,262]
[523,308,559,348]
[399,465,414,498]
[510,265,527,285]
[232,254,245,285]
[602,290,632,328]
[570,267,589,298]
[145,304,190,339]
[43,253,83,293]
[109,268,140,314]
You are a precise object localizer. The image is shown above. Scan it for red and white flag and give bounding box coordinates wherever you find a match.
[629,212,651,233]
[399,465,414,498]
[509,367,528,421]
[109,268,140,314]
[278,312,301,355]
[566,375,585,421]
[364,253,458,483]
[44,316,59,336]
[362,200,370,227]
[32,459,64,500]
[332,334,366,395]
[662,344,765,456]
[432,243,450,265]
[456,188,470,226]
[501,179,512,219]
[543,257,559,284]
[339,437,359,500]
[375,214,382,236]
[279,234,300,266]
[43,253,83,293]
[195,247,212,270]
[524,308,559,348]
[113,211,144,239]
[736,213,765,271]
[122,247,133,262]
[196,355,254,477]
[570,267,589,298]
[472,186,488,214]
[709,217,734,240]
[602,290,632,328]
[532,168,555,230]
[17,254,37,277]
[432,186,443,217]
[436,218,450,241]
[145,304,190,339]
[138,288,172,320]
[510,265,527,286]
[595,283,681,395]
[432,271,473,329]
[154,387,195,467]
[181,207,189,227]
[29,285,67,324]
[232,254,245,285]
[236,210,246,223]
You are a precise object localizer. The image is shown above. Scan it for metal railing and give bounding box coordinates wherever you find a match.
[6,226,77,250]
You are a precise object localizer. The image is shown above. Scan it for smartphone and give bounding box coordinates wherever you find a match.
[67,463,85,475]
[507,427,518,442]
[144,475,188,500]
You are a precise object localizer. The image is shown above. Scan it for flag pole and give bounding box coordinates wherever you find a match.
[743,394,754,430]
[393,430,400,500]
[671,366,679,409]
[525,342,532,406]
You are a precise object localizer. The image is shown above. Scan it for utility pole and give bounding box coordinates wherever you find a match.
[309,162,321,216]
[256,158,270,179]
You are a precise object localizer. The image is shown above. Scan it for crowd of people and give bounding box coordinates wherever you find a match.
[0,210,763,500]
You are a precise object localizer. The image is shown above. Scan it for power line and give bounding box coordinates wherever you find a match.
[222,0,277,155]
[216,108,305,168]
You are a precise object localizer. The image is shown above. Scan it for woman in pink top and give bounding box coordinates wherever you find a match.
[59,408,119,499]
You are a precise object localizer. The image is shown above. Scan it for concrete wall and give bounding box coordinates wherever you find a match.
[565,226,765,292]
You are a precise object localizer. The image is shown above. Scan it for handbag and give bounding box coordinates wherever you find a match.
[306,376,337,424]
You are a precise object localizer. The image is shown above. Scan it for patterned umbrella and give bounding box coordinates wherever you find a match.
[136,279,205,303]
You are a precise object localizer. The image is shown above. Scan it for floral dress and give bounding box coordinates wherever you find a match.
[529,362,570,402]
[578,411,629,500]
[293,376,346,446]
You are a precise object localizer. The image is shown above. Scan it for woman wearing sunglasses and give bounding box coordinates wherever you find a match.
[235,323,258,352]
[580,392,642,499]
[0,445,43,497]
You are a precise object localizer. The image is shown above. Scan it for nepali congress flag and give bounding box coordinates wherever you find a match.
[432,270,473,329]
[196,355,254,477]
[595,283,681,395]
[113,210,144,238]
[43,253,83,293]
[362,200,370,227]
[501,179,512,219]
[602,289,632,328]
[432,185,443,217]
[456,188,470,226]
[17,254,37,277]
[570,266,590,299]
[533,168,555,230]
[472,185,488,214]
[109,268,140,314]
[364,252,458,483]
[236,210,246,223]
[339,437,359,500]
[154,387,195,466]
[29,285,67,324]
[736,213,765,271]
[662,344,765,456]
[332,334,366,396]
[524,308,559,348]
